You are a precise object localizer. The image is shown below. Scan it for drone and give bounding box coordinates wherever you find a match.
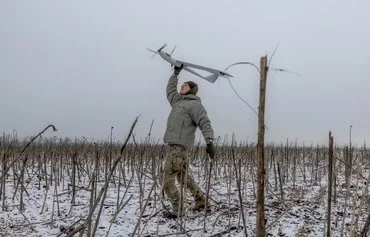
[147,44,233,83]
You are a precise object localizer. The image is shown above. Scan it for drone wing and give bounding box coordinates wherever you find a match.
[183,67,219,83]
[177,60,233,78]
[183,67,206,79]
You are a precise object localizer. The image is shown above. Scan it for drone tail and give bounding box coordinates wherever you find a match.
[204,74,219,83]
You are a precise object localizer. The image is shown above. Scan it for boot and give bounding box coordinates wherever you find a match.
[193,200,211,212]
[172,202,185,217]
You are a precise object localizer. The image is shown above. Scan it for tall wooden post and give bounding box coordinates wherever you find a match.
[256,55,268,237]
[327,131,334,237]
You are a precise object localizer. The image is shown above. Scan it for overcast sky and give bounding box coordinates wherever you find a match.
[1,0,369,146]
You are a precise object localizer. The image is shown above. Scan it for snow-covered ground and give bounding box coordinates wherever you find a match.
[0,148,369,236]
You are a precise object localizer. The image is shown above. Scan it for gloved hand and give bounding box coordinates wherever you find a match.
[173,64,183,75]
[206,142,215,159]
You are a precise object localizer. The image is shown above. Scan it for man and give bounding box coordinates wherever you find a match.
[163,64,216,217]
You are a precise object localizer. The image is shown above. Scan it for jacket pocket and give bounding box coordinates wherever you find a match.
[178,120,185,140]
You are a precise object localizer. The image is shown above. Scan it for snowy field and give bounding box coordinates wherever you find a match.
[0,140,369,237]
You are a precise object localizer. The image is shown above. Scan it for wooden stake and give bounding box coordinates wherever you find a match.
[327,131,334,237]
[256,55,268,237]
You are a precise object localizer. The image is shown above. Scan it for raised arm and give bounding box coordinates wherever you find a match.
[166,74,182,106]
[166,65,183,106]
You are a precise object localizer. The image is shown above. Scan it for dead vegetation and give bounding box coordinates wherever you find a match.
[0,126,369,236]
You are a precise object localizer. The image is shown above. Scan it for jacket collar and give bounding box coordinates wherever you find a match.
[182,94,201,102]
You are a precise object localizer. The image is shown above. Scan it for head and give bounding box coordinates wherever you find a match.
[180,81,198,95]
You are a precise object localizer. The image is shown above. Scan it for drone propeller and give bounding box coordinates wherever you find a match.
[170,45,177,56]
[147,43,167,58]
[146,48,157,54]
[157,43,167,52]
[146,48,158,58]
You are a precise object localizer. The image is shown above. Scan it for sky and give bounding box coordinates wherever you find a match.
[1,0,369,146]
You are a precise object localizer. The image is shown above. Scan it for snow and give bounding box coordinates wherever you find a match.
[0,147,369,236]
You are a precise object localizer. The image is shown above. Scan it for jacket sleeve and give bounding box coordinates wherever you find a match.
[167,74,182,106]
[190,103,214,142]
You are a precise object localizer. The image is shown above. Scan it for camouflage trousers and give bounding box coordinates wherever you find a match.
[162,145,205,214]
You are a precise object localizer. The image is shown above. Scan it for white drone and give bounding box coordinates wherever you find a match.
[147,44,233,83]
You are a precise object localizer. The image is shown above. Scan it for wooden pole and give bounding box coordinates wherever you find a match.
[327,131,334,237]
[256,55,268,237]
